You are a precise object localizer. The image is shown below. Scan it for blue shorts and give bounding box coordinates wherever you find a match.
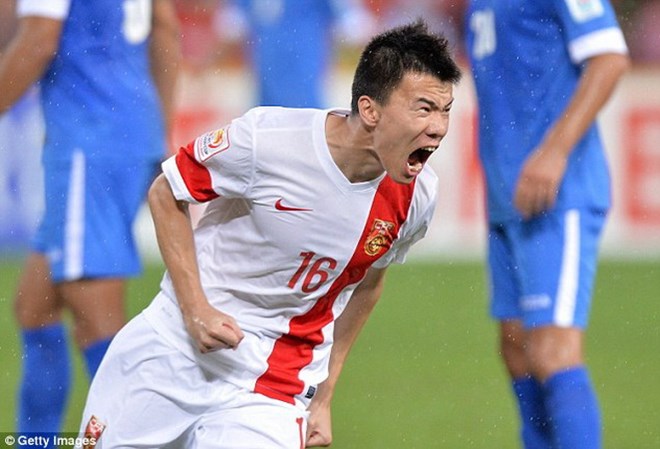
[32,151,159,282]
[487,208,607,329]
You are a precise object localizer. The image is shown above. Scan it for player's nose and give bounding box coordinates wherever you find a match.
[427,113,448,140]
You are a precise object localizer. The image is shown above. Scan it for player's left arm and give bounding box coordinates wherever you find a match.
[0,15,62,114]
[306,266,387,447]
[150,0,181,150]
[514,51,631,218]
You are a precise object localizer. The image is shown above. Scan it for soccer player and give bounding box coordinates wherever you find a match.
[78,21,461,448]
[465,1,630,448]
[0,0,180,438]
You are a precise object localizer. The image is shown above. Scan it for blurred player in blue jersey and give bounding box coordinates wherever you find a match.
[0,0,180,438]
[465,1,629,448]
[217,0,375,108]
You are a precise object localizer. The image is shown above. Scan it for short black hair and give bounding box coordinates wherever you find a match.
[350,20,461,114]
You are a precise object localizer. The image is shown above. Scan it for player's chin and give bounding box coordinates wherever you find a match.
[384,158,424,184]
[399,161,425,183]
[390,169,418,185]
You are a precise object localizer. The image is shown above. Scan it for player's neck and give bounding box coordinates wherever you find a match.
[325,113,384,183]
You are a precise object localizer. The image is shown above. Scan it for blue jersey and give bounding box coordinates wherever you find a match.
[235,0,336,108]
[38,0,165,163]
[465,0,627,222]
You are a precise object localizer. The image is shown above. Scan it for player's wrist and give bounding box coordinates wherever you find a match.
[177,291,211,317]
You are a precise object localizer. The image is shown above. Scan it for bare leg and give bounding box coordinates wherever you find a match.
[526,326,583,381]
[499,319,528,378]
[14,253,63,328]
[58,277,127,349]
[499,320,553,449]
[14,253,69,433]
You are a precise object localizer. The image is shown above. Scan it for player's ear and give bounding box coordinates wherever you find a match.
[358,95,380,127]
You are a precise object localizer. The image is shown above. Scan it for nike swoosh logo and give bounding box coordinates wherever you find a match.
[275,198,313,212]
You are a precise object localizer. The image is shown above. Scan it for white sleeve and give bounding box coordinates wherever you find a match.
[162,111,256,204]
[568,27,628,64]
[17,0,71,19]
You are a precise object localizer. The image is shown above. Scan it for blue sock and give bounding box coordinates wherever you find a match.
[83,337,113,379]
[18,322,71,434]
[544,366,601,449]
[513,376,553,449]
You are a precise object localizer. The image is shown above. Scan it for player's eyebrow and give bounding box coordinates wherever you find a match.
[417,97,455,111]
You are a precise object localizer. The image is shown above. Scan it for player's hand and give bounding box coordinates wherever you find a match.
[306,400,332,447]
[514,145,568,219]
[182,302,244,353]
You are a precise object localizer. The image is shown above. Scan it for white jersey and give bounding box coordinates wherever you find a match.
[143,107,438,408]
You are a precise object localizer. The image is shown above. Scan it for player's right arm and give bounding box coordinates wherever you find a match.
[148,174,244,352]
[513,51,630,218]
[154,113,253,351]
[0,14,62,114]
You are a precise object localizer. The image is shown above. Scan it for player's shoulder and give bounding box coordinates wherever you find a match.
[242,106,324,130]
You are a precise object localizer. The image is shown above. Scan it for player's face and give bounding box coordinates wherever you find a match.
[373,72,454,184]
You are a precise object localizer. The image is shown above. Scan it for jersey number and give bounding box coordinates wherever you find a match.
[123,0,152,44]
[288,252,337,293]
[470,9,496,60]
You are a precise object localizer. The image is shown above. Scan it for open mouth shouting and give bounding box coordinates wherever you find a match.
[406,146,437,176]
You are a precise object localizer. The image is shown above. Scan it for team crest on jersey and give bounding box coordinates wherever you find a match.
[565,0,604,22]
[196,126,230,161]
[364,219,395,256]
[82,415,106,448]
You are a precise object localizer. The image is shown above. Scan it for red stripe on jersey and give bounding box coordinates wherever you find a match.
[175,143,219,202]
[254,176,416,404]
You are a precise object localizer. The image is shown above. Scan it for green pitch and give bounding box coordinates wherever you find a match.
[0,259,658,447]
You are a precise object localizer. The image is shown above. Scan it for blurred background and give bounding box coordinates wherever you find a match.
[0,1,659,447]
[1,0,659,260]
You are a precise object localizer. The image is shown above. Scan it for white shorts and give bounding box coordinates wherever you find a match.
[78,314,309,449]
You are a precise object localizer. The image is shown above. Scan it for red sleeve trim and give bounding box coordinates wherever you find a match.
[175,142,220,202]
